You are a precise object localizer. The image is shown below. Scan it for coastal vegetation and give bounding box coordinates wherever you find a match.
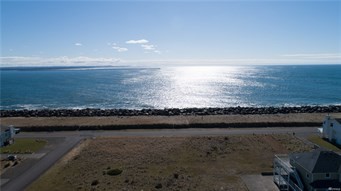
[28,134,312,191]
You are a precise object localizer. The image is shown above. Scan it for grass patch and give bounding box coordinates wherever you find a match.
[0,138,47,154]
[308,135,340,152]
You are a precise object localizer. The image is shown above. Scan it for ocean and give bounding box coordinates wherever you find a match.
[1,65,340,110]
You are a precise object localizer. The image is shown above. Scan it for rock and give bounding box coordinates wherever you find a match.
[1,105,341,117]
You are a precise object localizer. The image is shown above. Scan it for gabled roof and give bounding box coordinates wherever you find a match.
[290,148,341,173]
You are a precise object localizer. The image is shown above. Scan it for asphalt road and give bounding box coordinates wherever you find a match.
[1,137,82,191]
[1,127,319,191]
[16,126,318,138]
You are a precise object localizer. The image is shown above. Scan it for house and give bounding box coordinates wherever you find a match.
[290,148,341,191]
[274,148,341,191]
[0,125,19,147]
[321,115,341,145]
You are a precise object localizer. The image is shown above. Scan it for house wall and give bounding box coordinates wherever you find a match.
[0,128,15,147]
[322,117,341,145]
[333,122,341,145]
[322,116,331,139]
[291,160,312,190]
[312,173,339,181]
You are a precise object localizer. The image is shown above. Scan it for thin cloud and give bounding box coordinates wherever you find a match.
[126,39,149,44]
[141,44,155,50]
[154,50,161,54]
[281,53,341,59]
[0,56,120,67]
[112,46,128,52]
[107,42,117,46]
[74,43,83,46]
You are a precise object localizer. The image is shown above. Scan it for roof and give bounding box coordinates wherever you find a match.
[290,148,341,173]
[0,126,11,133]
[336,118,341,124]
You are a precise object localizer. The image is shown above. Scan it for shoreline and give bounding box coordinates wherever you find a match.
[2,106,341,131]
[1,105,341,117]
[2,113,341,131]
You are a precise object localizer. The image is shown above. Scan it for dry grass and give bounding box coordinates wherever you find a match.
[307,135,341,152]
[28,134,312,191]
[3,113,338,128]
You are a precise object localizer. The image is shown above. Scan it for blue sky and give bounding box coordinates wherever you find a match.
[1,0,340,66]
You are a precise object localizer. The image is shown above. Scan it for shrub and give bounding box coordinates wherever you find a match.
[91,180,99,186]
[106,169,122,176]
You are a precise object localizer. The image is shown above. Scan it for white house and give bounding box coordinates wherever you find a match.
[321,115,341,145]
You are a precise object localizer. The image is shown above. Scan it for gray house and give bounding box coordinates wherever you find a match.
[274,148,341,191]
[290,148,341,191]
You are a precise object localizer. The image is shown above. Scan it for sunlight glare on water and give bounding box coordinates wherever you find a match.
[1,65,341,110]
[144,66,257,108]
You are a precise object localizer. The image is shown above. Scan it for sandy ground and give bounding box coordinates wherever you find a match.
[27,134,312,191]
[2,113,341,127]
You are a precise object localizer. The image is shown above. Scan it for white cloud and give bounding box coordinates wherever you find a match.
[126,39,149,44]
[154,50,161,54]
[74,43,82,46]
[141,44,155,50]
[0,56,120,67]
[112,46,128,52]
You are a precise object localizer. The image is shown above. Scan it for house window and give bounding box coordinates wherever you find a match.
[306,173,310,179]
[330,123,333,127]
[326,173,330,178]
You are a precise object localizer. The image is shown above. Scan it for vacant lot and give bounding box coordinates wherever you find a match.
[28,134,312,191]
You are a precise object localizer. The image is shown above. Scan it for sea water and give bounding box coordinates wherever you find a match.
[1,65,340,110]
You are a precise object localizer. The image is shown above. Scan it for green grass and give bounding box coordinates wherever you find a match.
[0,138,47,154]
[308,135,340,152]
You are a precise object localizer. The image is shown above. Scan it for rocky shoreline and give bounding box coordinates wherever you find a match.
[1,105,341,117]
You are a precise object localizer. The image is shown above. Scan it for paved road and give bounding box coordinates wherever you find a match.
[16,126,318,138]
[1,127,318,191]
[1,137,82,191]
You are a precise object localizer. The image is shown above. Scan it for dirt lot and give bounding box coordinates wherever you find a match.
[28,134,312,191]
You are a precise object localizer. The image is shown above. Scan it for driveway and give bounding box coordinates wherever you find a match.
[242,174,279,191]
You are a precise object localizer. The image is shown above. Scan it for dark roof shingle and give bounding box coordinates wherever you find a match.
[290,148,341,173]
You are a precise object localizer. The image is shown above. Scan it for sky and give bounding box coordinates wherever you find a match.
[1,0,341,66]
